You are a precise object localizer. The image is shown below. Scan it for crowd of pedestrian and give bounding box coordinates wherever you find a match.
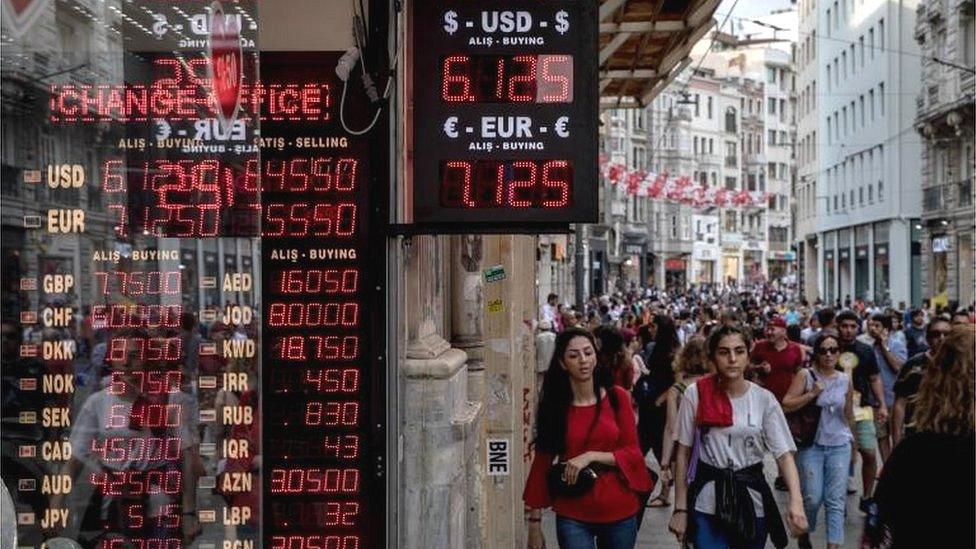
[525,287,975,548]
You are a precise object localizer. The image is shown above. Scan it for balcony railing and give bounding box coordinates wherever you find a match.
[923,186,944,211]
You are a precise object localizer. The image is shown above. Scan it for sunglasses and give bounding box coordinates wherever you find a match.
[819,347,841,355]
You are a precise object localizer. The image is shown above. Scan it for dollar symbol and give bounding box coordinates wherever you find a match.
[444,11,458,34]
[555,11,569,34]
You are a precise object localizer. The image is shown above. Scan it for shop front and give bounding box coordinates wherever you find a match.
[665,256,688,291]
[875,221,892,306]
[722,250,741,285]
[693,246,717,284]
[767,250,796,282]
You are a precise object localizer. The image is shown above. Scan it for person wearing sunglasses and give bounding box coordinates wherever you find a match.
[782,331,854,549]
[891,316,953,444]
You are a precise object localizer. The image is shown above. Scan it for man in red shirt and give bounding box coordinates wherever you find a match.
[750,315,805,402]
[750,315,805,492]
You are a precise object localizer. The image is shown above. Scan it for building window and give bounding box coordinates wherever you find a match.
[725,107,737,133]
[694,94,700,117]
[707,96,714,119]
[694,136,699,154]
[878,180,884,201]
[879,18,884,50]
[868,183,874,202]
[859,186,864,205]
[826,8,832,36]
[768,129,777,144]
[963,17,975,66]
[879,82,885,116]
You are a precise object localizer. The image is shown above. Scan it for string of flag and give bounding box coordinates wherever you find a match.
[600,156,772,209]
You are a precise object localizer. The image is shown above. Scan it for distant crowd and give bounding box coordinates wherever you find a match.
[526,285,974,549]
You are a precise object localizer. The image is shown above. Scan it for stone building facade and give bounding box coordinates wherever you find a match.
[914,0,976,309]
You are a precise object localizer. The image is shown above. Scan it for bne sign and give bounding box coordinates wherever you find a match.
[487,438,510,476]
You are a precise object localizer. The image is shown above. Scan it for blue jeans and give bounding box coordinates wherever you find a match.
[797,442,851,545]
[555,515,637,549]
[691,510,767,549]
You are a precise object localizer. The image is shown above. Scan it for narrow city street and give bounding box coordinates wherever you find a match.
[1,0,973,547]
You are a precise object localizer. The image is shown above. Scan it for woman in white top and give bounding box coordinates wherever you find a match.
[668,325,807,548]
[782,330,854,549]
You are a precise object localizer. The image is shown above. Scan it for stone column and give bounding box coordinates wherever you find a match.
[400,235,481,549]
[483,235,537,549]
[451,235,487,549]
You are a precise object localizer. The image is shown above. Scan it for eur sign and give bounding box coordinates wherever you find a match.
[207,1,243,135]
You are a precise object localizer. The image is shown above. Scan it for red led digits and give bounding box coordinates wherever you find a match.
[509,161,537,207]
[90,470,182,496]
[271,501,360,529]
[101,538,182,549]
[275,336,360,361]
[269,468,360,494]
[439,55,574,103]
[323,435,361,460]
[539,55,573,103]
[94,271,182,296]
[442,55,476,102]
[508,55,537,102]
[92,304,182,329]
[304,369,360,393]
[271,536,361,549]
[108,337,183,363]
[107,371,182,395]
[262,202,357,237]
[541,160,571,207]
[304,401,359,427]
[440,160,574,208]
[90,437,183,463]
[268,302,360,328]
[273,268,360,295]
[245,157,358,193]
[106,403,181,429]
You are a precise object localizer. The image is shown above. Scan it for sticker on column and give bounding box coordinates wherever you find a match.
[487,438,510,476]
[484,265,507,283]
[487,299,504,313]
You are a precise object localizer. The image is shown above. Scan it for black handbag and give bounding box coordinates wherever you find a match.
[547,462,601,498]
[786,369,822,448]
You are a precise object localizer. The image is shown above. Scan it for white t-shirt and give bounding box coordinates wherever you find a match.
[70,389,196,472]
[676,381,796,517]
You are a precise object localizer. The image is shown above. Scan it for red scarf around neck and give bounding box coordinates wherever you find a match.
[696,374,733,427]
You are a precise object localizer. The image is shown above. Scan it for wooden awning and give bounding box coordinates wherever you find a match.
[599,0,721,108]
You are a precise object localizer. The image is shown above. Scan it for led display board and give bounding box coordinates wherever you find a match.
[411,0,599,228]
[1,46,384,549]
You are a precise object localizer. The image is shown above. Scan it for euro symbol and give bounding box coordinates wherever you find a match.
[443,116,459,138]
[554,116,569,138]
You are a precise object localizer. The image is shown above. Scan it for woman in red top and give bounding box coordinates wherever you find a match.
[524,328,653,549]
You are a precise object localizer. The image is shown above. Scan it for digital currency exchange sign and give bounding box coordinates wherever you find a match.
[412,1,598,228]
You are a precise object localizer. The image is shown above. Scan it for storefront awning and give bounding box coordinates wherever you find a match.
[599,0,721,107]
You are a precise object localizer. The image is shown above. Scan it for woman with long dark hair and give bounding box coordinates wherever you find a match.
[524,328,652,549]
[668,325,807,548]
[639,315,680,462]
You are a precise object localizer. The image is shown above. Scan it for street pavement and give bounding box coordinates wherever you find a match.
[542,454,865,548]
